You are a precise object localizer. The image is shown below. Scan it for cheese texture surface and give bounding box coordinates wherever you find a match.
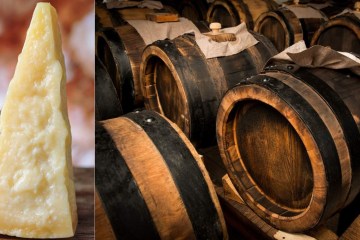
[0,3,77,238]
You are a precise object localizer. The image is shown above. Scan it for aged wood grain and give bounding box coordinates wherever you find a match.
[95,56,123,121]
[95,3,181,113]
[95,2,158,30]
[146,12,179,22]
[96,25,145,113]
[254,5,327,51]
[206,0,278,29]
[0,168,94,240]
[216,63,360,232]
[96,12,210,115]
[140,31,277,147]
[95,111,227,240]
[161,0,209,22]
[311,13,360,54]
[200,146,339,240]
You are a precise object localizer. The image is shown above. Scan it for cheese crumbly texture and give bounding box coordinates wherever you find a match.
[0,3,77,238]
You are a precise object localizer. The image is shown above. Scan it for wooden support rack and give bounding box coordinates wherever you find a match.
[199,146,360,240]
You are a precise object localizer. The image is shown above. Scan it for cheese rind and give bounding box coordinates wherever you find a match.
[0,3,77,238]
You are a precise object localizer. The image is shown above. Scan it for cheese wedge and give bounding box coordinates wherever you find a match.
[0,3,77,238]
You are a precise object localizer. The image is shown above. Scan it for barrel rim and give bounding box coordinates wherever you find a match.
[140,43,192,137]
[311,13,360,47]
[95,121,161,239]
[97,111,228,239]
[254,8,303,51]
[95,56,123,120]
[265,64,360,207]
[180,0,208,21]
[126,110,228,240]
[217,78,331,231]
[96,27,136,112]
[206,0,242,28]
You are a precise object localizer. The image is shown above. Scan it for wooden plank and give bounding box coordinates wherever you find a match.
[222,174,244,204]
[106,117,195,239]
[0,168,94,240]
[217,177,338,240]
[201,146,338,239]
[146,13,179,23]
[307,227,339,240]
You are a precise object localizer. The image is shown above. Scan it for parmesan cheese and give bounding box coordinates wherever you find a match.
[0,3,77,238]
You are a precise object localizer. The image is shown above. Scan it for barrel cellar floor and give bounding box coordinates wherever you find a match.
[199,146,359,240]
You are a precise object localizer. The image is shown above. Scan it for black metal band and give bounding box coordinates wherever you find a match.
[242,74,342,215]
[125,110,224,240]
[99,28,135,112]
[151,38,208,146]
[268,64,360,202]
[95,122,160,240]
[95,57,123,121]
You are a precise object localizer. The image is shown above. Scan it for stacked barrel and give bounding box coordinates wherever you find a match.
[95,0,360,239]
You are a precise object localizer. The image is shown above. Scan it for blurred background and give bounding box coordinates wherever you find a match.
[0,0,94,167]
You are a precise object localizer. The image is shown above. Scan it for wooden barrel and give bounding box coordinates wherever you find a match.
[254,4,327,51]
[161,0,209,22]
[206,0,278,30]
[96,20,210,114]
[95,4,116,31]
[95,110,228,240]
[216,63,360,232]
[311,13,360,54]
[95,57,123,121]
[96,26,144,112]
[140,32,277,147]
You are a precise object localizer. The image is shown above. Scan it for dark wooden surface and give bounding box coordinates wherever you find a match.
[200,146,341,240]
[311,13,360,55]
[235,101,313,210]
[0,168,94,240]
[161,0,209,22]
[206,0,278,29]
[95,111,227,239]
[95,56,123,121]
[254,7,326,51]
[216,63,360,232]
[141,31,277,147]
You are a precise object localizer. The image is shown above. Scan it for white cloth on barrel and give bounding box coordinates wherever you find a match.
[127,17,199,45]
[194,23,259,59]
[127,20,259,59]
[284,5,327,19]
[271,40,360,76]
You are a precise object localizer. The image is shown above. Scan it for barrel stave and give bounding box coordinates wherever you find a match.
[96,111,228,239]
[254,6,326,51]
[217,64,360,232]
[95,57,123,121]
[207,0,278,30]
[141,32,277,147]
[311,14,360,54]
